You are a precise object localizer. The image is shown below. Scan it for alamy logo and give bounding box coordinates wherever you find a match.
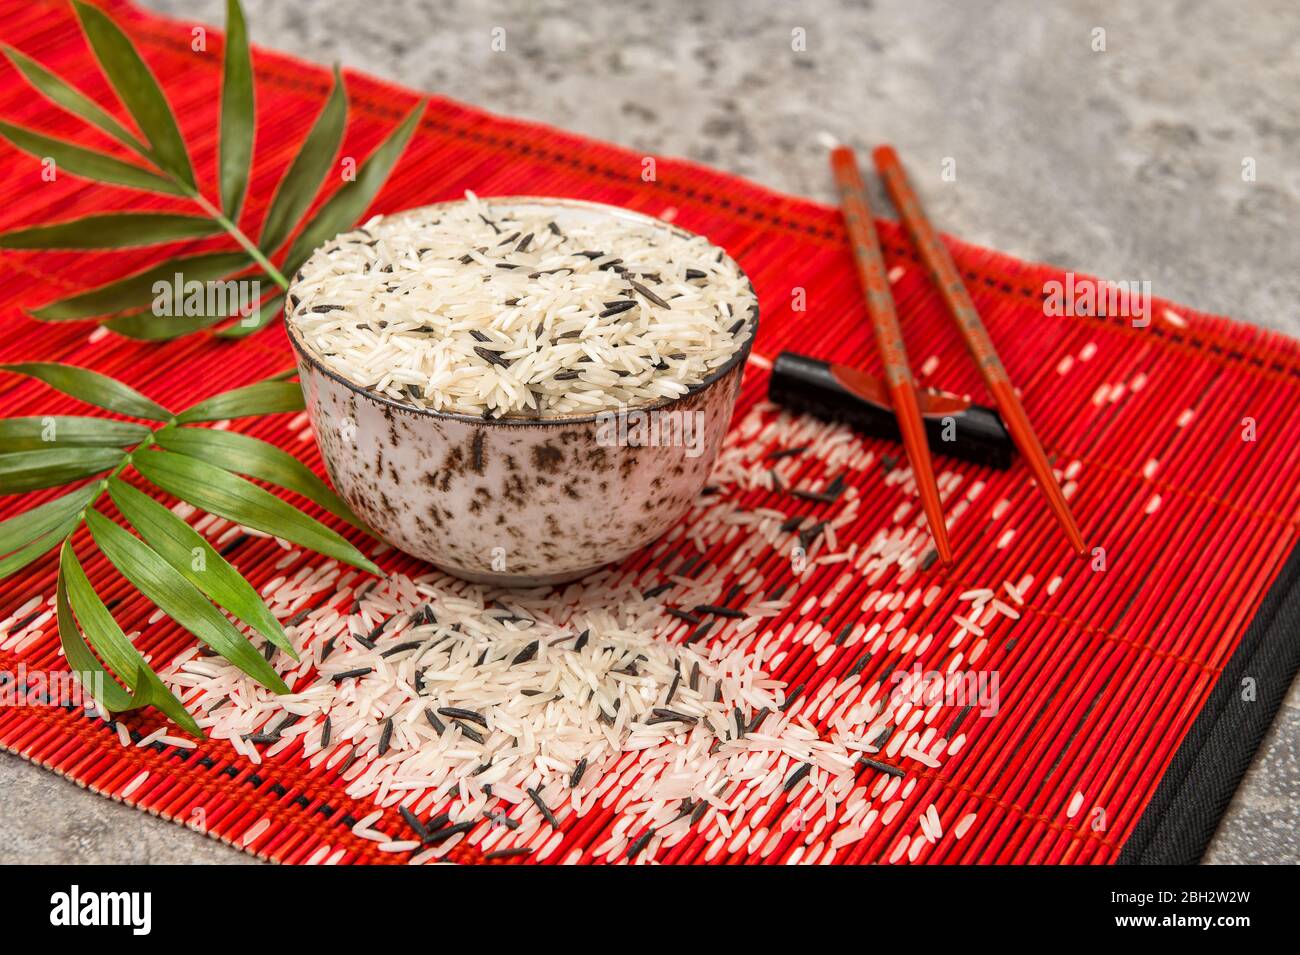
[49,885,151,936]
[1042,272,1151,326]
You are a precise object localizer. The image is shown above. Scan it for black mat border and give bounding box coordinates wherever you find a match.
[1119,537,1300,864]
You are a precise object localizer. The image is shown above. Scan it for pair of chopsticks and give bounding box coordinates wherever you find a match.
[829,144,1086,563]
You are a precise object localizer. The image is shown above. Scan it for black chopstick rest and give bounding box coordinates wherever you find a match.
[767,351,1014,470]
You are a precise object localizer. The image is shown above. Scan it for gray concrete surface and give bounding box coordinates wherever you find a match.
[2,0,1295,864]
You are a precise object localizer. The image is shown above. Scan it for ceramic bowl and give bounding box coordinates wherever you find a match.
[286,197,758,586]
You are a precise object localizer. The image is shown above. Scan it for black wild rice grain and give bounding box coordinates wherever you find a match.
[598,300,639,319]
[453,721,485,744]
[859,757,906,778]
[767,445,809,460]
[438,706,488,728]
[665,607,701,626]
[694,604,746,619]
[920,550,939,571]
[734,707,746,738]
[676,554,702,576]
[286,608,313,627]
[263,641,276,661]
[747,707,770,732]
[424,709,446,735]
[780,514,806,533]
[243,732,280,745]
[380,640,422,658]
[553,370,581,380]
[871,724,895,749]
[424,820,474,844]
[727,319,745,335]
[320,715,332,749]
[783,762,813,793]
[685,268,707,280]
[949,704,974,732]
[781,683,805,711]
[399,805,428,840]
[570,758,588,789]
[791,487,839,505]
[547,221,562,236]
[642,583,673,599]
[272,713,302,734]
[797,521,826,550]
[516,233,533,252]
[665,667,681,704]
[485,847,533,860]
[847,650,873,678]
[527,787,561,829]
[474,346,513,368]
[835,623,854,646]
[629,280,671,310]
[377,717,393,756]
[425,812,451,833]
[310,304,344,313]
[511,641,539,666]
[689,661,700,691]
[626,828,655,859]
[330,667,372,683]
[650,708,697,724]
[338,746,360,774]
[690,800,709,825]
[685,621,712,645]
[574,629,590,651]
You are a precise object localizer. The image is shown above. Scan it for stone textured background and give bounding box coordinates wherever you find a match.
[1,0,1295,863]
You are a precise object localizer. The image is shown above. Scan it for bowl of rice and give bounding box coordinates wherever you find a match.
[285,195,758,585]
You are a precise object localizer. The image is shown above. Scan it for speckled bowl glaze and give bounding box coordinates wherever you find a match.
[287,198,758,586]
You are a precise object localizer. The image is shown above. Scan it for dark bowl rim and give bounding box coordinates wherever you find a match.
[284,196,760,428]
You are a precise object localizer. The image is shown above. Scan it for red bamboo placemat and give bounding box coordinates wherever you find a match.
[1,0,1298,865]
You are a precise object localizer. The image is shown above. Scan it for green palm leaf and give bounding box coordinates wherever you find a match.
[0,520,76,580]
[59,541,202,735]
[73,0,194,189]
[108,478,296,657]
[0,120,183,195]
[0,446,124,494]
[175,379,303,422]
[0,44,148,156]
[85,508,288,693]
[101,310,228,341]
[155,425,362,529]
[259,67,347,252]
[0,485,97,556]
[285,99,425,272]
[1,362,172,420]
[56,547,138,715]
[219,0,255,218]
[29,250,250,321]
[133,448,378,573]
[0,212,221,249]
[0,416,150,451]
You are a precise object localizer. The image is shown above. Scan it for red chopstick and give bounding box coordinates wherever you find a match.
[872,144,1087,557]
[829,145,953,565]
